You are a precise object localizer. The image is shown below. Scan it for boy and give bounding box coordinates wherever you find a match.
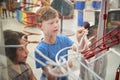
[34,6,87,80]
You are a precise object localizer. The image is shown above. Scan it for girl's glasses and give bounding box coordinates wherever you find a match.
[22,29,41,44]
[22,35,39,44]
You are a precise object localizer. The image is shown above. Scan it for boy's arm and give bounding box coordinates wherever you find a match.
[42,61,73,80]
[42,65,56,80]
[76,27,86,42]
[72,27,88,52]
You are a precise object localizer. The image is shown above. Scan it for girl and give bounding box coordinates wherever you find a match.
[4,30,37,80]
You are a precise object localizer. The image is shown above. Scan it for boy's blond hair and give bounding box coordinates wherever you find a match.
[36,6,58,23]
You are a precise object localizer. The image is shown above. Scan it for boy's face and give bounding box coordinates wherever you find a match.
[40,16,59,37]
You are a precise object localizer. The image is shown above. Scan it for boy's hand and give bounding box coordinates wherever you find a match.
[68,60,73,68]
[76,27,87,42]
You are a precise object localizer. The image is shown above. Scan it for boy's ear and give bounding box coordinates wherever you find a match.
[37,23,42,30]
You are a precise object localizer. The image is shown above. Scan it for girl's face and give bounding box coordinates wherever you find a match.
[16,39,29,63]
[41,16,59,37]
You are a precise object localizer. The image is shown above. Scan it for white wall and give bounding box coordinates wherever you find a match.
[110,0,119,9]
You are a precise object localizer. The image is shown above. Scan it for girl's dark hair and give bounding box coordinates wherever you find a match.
[3,30,26,61]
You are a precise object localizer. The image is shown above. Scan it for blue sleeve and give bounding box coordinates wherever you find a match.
[63,36,74,46]
[34,45,48,68]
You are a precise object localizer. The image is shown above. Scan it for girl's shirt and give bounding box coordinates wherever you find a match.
[8,63,30,80]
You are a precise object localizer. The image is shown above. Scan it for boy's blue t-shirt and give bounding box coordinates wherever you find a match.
[35,35,74,68]
[34,35,73,80]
